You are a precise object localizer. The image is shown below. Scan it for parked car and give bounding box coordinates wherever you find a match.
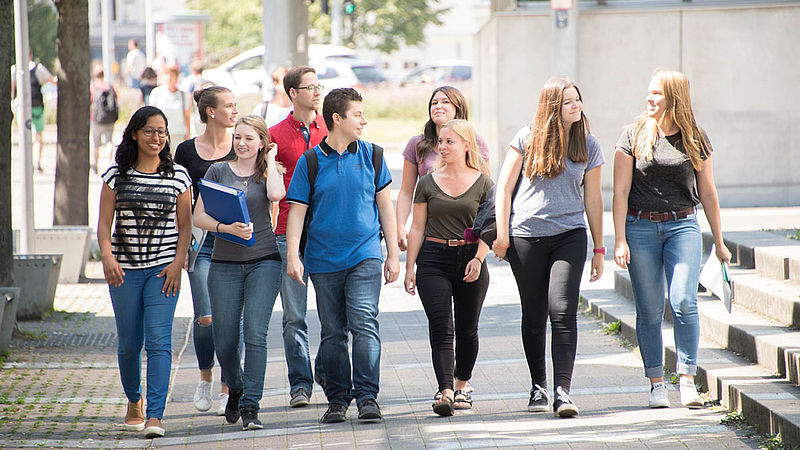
[201,44,374,98]
[400,61,472,86]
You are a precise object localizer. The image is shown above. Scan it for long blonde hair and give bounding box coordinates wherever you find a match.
[523,77,588,179]
[631,70,709,170]
[437,119,488,174]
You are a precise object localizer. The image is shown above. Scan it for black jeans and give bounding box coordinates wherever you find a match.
[415,241,490,392]
[506,228,587,392]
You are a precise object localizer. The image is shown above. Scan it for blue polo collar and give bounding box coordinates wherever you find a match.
[319,137,358,156]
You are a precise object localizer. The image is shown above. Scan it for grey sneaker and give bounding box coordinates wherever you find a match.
[289,388,310,408]
[320,403,348,423]
[528,384,550,412]
[357,398,382,421]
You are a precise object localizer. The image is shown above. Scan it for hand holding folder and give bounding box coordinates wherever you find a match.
[197,178,256,247]
[699,244,732,312]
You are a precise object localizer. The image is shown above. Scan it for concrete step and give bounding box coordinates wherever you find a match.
[703,231,800,282]
[580,286,800,448]
[732,270,800,328]
[614,270,800,386]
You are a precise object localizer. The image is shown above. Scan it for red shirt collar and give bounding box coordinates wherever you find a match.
[286,110,323,130]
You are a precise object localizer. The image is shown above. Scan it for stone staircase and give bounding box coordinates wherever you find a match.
[582,230,800,447]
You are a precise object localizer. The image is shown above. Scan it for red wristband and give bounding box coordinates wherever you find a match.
[593,247,606,255]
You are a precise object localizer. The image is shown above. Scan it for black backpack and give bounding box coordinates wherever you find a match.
[299,142,384,256]
[93,87,119,124]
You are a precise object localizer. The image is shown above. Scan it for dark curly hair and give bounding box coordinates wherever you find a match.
[115,106,175,177]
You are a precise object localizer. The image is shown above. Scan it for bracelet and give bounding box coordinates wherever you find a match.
[493,241,510,249]
[472,257,484,264]
[216,222,221,233]
[593,247,606,255]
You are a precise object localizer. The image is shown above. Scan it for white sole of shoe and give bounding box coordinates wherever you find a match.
[243,422,263,430]
[123,421,145,432]
[649,401,670,408]
[143,426,165,438]
[555,405,579,418]
[527,405,550,413]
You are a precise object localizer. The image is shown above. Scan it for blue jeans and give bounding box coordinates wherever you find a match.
[109,264,178,420]
[275,234,314,394]
[625,212,702,378]
[207,259,281,410]
[188,236,216,372]
[309,258,382,406]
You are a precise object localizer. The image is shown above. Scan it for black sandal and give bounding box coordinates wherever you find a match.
[432,394,454,416]
[453,390,473,410]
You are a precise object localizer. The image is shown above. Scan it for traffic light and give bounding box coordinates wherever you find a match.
[344,0,355,15]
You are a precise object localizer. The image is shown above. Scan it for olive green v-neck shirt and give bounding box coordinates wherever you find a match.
[413,172,493,240]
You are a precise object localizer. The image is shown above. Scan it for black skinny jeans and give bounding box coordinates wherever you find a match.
[415,241,489,392]
[506,228,587,392]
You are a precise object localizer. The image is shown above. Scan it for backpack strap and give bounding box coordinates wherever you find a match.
[370,143,384,189]
[302,147,319,203]
[260,101,269,120]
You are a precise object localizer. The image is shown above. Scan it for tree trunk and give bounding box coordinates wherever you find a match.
[53,0,90,226]
[0,1,14,287]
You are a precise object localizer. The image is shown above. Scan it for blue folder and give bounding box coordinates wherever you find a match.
[197,178,255,247]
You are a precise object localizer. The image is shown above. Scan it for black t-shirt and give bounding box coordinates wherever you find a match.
[174,137,235,205]
[616,127,712,212]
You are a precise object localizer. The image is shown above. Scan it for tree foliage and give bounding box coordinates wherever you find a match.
[186,0,263,65]
[350,0,447,54]
[29,0,58,72]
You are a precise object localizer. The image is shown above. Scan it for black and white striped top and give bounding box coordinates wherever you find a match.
[102,164,191,269]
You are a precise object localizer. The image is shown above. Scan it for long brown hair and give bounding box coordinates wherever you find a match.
[234,115,272,184]
[436,119,488,173]
[523,77,589,179]
[630,70,709,170]
[416,86,469,164]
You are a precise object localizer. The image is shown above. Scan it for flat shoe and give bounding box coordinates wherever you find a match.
[432,395,454,417]
[144,425,165,438]
[453,390,472,410]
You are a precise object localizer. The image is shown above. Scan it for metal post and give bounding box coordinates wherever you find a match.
[551,1,579,82]
[13,0,35,254]
[330,0,343,46]
[101,0,114,79]
[145,0,155,64]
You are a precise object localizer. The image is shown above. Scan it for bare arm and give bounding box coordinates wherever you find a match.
[395,160,419,251]
[265,143,286,201]
[376,186,400,284]
[98,183,124,286]
[696,155,732,263]
[583,166,604,281]
[286,203,308,284]
[493,148,523,260]
[612,150,634,269]
[404,201,427,295]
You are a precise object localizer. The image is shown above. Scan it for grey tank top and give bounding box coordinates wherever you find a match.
[204,162,280,262]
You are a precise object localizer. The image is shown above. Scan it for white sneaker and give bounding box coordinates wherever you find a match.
[649,382,670,408]
[217,392,229,416]
[193,380,213,412]
[679,377,703,408]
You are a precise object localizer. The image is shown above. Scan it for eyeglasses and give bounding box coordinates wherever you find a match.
[141,127,168,138]
[294,84,325,93]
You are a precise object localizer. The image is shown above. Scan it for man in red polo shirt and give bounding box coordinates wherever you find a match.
[269,66,328,408]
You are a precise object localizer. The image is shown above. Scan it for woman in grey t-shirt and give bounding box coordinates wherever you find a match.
[193,115,285,430]
[494,77,605,418]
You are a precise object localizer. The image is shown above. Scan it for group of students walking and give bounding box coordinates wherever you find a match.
[96,66,730,438]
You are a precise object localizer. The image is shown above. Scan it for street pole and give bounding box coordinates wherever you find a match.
[101,0,114,79]
[330,0,343,46]
[551,0,579,82]
[288,0,308,66]
[145,0,155,64]
[13,0,35,254]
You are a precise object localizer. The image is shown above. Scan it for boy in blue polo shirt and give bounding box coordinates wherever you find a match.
[285,88,400,423]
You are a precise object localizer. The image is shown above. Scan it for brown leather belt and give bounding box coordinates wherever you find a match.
[425,236,467,246]
[628,206,695,222]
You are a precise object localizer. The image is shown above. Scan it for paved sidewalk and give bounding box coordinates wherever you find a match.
[0,257,764,449]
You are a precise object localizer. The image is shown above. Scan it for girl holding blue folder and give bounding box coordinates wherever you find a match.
[193,115,285,430]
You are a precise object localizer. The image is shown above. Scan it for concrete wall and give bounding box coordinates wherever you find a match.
[475,2,800,207]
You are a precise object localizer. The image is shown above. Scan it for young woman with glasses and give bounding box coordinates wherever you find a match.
[494,77,605,418]
[97,106,192,438]
[612,70,730,409]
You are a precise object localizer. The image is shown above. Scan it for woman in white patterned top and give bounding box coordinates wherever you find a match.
[97,106,192,439]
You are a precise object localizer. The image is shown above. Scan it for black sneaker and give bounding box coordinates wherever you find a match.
[225,390,243,424]
[528,384,550,412]
[357,398,382,421]
[241,407,263,430]
[553,386,579,418]
[319,403,348,423]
